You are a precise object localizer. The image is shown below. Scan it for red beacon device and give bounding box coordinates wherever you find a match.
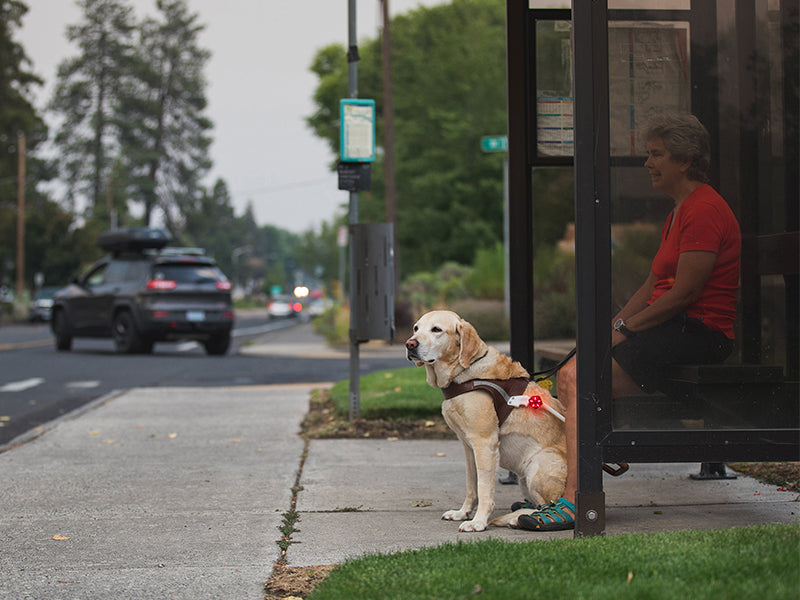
[507,394,565,422]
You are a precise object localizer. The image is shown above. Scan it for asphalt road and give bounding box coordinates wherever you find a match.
[0,314,408,446]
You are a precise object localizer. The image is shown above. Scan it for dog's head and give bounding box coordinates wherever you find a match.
[405,310,487,388]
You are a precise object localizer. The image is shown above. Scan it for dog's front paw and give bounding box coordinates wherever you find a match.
[442,509,470,521]
[458,519,488,532]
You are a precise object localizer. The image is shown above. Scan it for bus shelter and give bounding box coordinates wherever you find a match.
[505,0,799,536]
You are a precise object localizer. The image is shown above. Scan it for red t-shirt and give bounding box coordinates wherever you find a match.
[649,184,741,338]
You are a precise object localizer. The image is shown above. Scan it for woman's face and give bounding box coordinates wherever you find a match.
[644,136,689,196]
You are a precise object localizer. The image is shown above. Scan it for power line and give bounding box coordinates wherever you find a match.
[231,176,336,197]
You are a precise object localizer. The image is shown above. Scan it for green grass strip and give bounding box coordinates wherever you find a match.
[309,523,799,600]
[329,367,443,420]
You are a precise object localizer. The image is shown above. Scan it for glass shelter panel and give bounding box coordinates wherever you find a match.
[534,19,573,158]
[608,22,690,156]
[527,3,797,434]
[605,4,797,432]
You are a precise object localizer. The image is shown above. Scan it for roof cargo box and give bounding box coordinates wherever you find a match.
[96,227,172,253]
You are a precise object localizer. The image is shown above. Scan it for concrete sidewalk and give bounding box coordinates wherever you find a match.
[1,363,797,598]
[0,385,309,600]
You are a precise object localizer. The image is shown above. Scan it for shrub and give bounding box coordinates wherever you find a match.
[400,261,472,318]
[466,243,504,299]
[449,298,509,341]
[312,303,350,346]
[533,246,576,339]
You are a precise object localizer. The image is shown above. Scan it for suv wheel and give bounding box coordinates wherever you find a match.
[52,310,73,351]
[112,311,150,354]
[203,333,231,356]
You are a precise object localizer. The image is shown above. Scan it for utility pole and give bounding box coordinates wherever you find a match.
[381,0,397,232]
[16,134,26,297]
[347,0,361,421]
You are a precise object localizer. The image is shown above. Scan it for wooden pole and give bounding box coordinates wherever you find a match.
[381,0,396,227]
[16,133,26,296]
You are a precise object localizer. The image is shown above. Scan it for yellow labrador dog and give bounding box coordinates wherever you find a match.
[405,310,566,532]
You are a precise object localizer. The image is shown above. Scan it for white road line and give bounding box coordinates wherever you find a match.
[66,381,101,389]
[0,378,45,392]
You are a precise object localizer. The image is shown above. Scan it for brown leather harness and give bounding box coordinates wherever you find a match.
[441,377,529,426]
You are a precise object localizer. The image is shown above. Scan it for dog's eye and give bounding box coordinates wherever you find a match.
[413,325,418,332]
[431,326,442,333]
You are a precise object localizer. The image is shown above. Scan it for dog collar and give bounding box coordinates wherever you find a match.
[441,377,529,426]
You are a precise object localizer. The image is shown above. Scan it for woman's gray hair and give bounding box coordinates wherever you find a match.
[643,113,711,183]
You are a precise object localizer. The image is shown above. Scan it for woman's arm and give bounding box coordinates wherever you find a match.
[623,250,717,333]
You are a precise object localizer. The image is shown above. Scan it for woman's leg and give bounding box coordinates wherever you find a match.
[542,356,639,514]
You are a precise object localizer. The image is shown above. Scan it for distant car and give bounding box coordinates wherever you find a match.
[267,295,303,319]
[51,227,234,355]
[307,297,334,317]
[0,285,14,304]
[29,286,59,322]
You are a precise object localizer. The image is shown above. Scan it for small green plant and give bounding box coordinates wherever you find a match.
[277,509,300,553]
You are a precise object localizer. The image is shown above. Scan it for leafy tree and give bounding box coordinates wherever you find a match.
[294,217,345,294]
[24,194,105,285]
[308,0,508,276]
[49,0,136,216]
[118,0,212,228]
[256,223,300,294]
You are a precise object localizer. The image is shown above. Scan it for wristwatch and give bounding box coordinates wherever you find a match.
[613,318,636,338]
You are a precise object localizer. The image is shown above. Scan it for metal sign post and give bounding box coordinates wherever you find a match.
[343,3,376,421]
[481,135,510,315]
[346,0,361,422]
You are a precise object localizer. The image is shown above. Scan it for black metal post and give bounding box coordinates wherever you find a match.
[572,0,611,538]
[505,0,535,372]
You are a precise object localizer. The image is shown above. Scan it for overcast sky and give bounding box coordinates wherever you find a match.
[18,0,448,233]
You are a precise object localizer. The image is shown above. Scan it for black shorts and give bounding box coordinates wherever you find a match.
[612,313,734,394]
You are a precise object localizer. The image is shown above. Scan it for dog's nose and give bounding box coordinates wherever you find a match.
[405,338,418,351]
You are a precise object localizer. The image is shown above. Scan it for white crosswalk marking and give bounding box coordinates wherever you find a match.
[0,378,45,392]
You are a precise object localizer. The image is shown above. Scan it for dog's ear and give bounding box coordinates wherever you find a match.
[458,319,487,368]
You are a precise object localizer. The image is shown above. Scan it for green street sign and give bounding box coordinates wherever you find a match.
[481,135,508,152]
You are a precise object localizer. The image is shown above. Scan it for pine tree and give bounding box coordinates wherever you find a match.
[0,0,47,287]
[118,0,212,227]
[0,0,45,200]
[49,0,136,216]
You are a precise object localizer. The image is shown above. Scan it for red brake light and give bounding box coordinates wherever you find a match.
[215,280,232,291]
[292,302,303,313]
[147,279,177,290]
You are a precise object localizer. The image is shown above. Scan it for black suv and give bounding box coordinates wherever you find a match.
[51,227,234,355]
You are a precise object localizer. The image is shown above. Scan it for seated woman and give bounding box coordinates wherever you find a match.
[518,112,742,532]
